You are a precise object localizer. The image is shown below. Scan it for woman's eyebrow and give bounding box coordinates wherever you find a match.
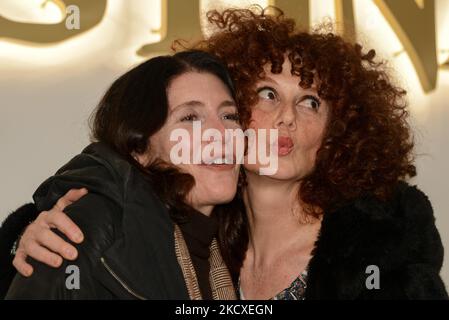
[218,100,237,108]
[170,100,236,115]
[171,100,204,113]
[300,86,322,98]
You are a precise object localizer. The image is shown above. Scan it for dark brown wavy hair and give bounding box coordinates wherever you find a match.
[186,6,417,278]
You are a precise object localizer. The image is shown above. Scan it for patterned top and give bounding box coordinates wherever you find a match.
[238,268,308,300]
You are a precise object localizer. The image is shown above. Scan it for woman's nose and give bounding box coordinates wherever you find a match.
[202,117,226,143]
[275,103,297,130]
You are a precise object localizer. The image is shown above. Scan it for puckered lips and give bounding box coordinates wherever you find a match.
[278,136,294,156]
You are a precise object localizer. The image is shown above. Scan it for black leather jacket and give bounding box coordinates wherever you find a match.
[6,143,190,299]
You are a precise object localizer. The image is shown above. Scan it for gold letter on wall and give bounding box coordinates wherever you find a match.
[268,0,310,30]
[0,0,106,44]
[373,0,437,92]
[334,0,356,40]
[137,0,202,56]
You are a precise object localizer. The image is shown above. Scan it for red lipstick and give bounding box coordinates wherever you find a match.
[278,136,294,156]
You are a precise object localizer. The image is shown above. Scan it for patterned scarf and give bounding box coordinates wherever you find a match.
[174,224,237,300]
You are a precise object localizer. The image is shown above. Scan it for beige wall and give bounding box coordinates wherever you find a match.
[1,0,448,287]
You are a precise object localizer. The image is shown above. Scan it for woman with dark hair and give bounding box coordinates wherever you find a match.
[3,50,240,299]
[3,7,448,300]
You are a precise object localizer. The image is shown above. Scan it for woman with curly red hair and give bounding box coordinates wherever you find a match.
[2,7,447,299]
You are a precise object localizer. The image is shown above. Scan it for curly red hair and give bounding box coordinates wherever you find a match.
[189,6,416,215]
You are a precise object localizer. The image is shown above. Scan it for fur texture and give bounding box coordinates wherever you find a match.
[0,203,39,298]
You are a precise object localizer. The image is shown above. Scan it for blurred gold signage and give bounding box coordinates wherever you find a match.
[0,0,446,92]
[0,0,107,43]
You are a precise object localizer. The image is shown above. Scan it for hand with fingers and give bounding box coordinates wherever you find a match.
[13,188,87,277]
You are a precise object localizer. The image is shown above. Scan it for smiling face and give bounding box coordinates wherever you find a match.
[141,71,241,215]
[244,58,330,181]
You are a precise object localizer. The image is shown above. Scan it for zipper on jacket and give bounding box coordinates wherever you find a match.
[100,257,147,300]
